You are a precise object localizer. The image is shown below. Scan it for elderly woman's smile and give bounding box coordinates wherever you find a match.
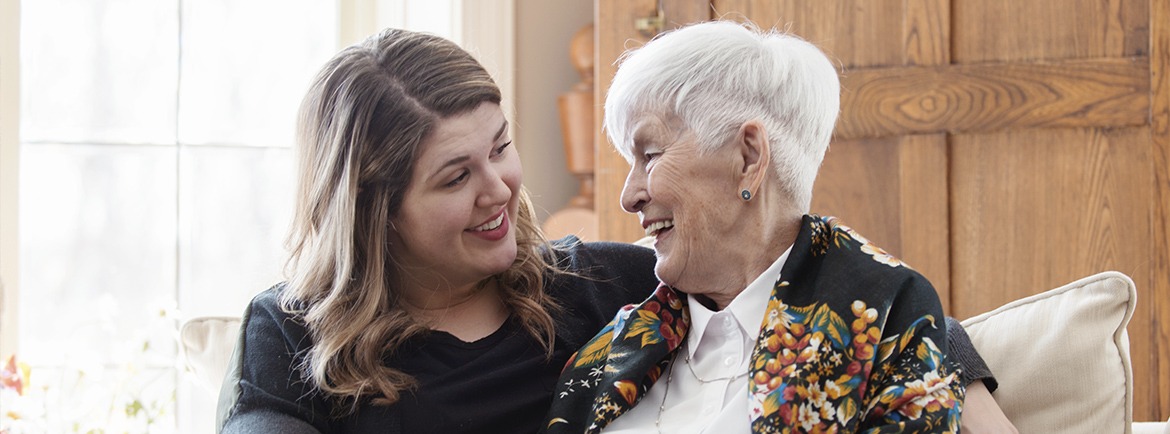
[642,218,673,237]
[618,118,774,305]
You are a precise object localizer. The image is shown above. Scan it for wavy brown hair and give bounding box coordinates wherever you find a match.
[282,28,559,409]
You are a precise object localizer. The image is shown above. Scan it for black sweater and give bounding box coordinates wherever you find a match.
[220,238,660,434]
[219,238,994,434]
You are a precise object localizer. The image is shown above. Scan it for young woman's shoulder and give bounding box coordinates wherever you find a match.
[546,235,656,276]
[543,236,659,337]
[221,284,334,433]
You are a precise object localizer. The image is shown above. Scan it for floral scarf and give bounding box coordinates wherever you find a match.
[542,215,964,433]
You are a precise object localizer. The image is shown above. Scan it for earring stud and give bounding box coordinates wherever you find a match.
[740,189,752,201]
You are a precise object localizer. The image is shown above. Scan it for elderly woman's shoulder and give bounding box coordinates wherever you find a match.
[812,217,939,292]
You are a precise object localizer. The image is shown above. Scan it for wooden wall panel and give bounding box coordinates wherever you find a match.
[812,138,904,254]
[950,127,1156,420]
[1150,0,1170,419]
[595,0,655,243]
[812,134,950,310]
[837,58,1149,140]
[897,134,950,309]
[596,0,1168,421]
[717,0,950,67]
[713,0,907,68]
[595,0,709,242]
[904,0,949,66]
[953,0,1148,63]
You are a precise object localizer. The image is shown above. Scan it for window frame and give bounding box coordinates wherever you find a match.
[0,0,20,359]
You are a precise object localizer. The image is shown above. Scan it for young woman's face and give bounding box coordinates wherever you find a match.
[390,102,521,294]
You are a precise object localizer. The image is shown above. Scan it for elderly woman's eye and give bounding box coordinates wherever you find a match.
[644,152,660,162]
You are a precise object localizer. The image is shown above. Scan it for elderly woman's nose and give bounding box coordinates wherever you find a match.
[621,168,649,213]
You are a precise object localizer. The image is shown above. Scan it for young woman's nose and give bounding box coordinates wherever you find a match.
[477,166,513,208]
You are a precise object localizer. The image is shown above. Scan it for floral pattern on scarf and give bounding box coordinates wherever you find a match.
[543,215,963,434]
[547,286,689,432]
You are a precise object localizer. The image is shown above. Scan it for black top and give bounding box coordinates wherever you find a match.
[221,238,660,434]
[219,237,996,434]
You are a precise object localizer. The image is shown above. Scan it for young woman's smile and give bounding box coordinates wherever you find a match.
[391,102,521,297]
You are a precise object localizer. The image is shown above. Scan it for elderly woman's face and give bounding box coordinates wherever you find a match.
[620,114,744,293]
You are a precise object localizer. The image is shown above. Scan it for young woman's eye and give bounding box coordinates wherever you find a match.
[491,141,513,158]
[444,170,470,188]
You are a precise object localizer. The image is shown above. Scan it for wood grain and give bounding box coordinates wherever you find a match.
[903,0,949,66]
[812,138,904,255]
[950,127,1156,420]
[837,58,1150,140]
[595,0,709,242]
[595,0,651,242]
[897,134,950,310]
[953,0,1147,63]
[1149,0,1170,420]
[811,134,951,311]
[713,0,907,69]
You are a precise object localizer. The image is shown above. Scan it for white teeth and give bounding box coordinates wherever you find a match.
[474,213,505,232]
[644,220,674,237]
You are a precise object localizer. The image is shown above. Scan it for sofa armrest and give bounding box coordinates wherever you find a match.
[179,316,242,395]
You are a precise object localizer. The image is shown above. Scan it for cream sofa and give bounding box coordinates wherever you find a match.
[182,271,1169,433]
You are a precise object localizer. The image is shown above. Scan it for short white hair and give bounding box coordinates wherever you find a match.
[604,21,840,211]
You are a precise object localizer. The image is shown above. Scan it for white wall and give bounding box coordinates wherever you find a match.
[514,0,593,221]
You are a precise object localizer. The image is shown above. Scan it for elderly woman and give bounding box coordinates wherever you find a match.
[543,21,964,433]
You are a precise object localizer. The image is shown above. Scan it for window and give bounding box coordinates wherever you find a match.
[15,0,336,432]
[5,1,510,432]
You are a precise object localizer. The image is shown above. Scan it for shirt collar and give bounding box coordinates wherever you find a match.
[685,244,793,359]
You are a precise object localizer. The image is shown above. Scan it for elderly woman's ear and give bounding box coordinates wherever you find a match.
[736,120,771,201]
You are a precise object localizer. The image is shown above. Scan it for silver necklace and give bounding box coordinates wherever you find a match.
[682,341,751,383]
[655,352,677,434]
[655,343,750,432]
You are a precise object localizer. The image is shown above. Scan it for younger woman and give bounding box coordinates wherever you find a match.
[217,29,657,433]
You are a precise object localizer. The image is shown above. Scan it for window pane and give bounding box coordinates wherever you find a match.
[178,0,338,146]
[19,143,178,366]
[405,0,458,41]
[19,0,178,144]
[178,145,293,318]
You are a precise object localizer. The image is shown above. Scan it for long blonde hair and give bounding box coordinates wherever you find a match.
[283,28,559,409]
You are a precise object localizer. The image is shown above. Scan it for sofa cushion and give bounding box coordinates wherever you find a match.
[960,271,1135,434]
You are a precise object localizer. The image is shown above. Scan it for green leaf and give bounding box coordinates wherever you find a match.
[125,399,144,417]
[764,390,782,415]
[838,397,858,425]
[804,303,850,348]
[788,304,815,324]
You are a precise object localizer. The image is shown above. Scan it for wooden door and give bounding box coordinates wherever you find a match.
[595,0,1170,421]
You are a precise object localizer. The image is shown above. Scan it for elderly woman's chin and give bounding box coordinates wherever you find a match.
[651,249,696,292]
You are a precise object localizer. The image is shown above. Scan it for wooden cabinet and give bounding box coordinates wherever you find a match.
[594,0,1170,420]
